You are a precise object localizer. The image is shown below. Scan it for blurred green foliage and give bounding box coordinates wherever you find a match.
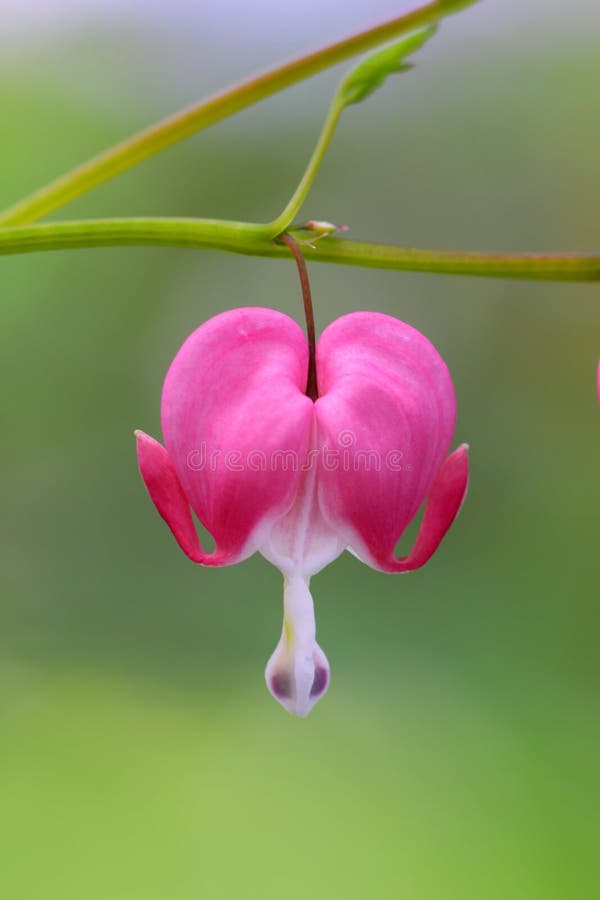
[0,20,599,900]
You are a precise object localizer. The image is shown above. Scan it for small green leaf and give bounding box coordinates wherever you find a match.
[338,25,438,108]
[436,0,480,14]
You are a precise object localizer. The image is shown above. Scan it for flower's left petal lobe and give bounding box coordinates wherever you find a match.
[162,308,314,563]
[136,430,228,565]
[377,443,469,573]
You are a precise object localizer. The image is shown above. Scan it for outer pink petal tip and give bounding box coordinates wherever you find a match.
[377,444,469,573]
[135,430,228,566]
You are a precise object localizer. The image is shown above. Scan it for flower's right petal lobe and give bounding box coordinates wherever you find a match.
[315,311,462,570]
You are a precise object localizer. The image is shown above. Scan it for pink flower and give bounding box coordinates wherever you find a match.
[136,308,468,716]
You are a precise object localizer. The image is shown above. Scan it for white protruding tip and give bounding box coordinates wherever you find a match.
[264,575,330,717]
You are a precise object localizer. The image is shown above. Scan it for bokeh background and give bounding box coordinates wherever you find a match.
[1,2,599,897]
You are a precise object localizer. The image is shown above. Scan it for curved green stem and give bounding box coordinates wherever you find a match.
[265,23,438,238]
[0,217,598,282]
[0,0,477,227]
[264,100,344,238]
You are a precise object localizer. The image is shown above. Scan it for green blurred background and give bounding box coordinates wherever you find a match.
[1,2,599,897]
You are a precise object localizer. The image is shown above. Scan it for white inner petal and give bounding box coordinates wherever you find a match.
[264,575,330,717]
[259,422,345,580]
[259,421,345,716]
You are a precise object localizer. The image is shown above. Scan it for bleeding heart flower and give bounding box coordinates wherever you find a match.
[135,308,468,717]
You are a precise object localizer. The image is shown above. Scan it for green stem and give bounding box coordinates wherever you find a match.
[0,217,598,282]
[264,100,344,237]
[302,239,600,281]
[0,0,477,227]
[0,218,264,254]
